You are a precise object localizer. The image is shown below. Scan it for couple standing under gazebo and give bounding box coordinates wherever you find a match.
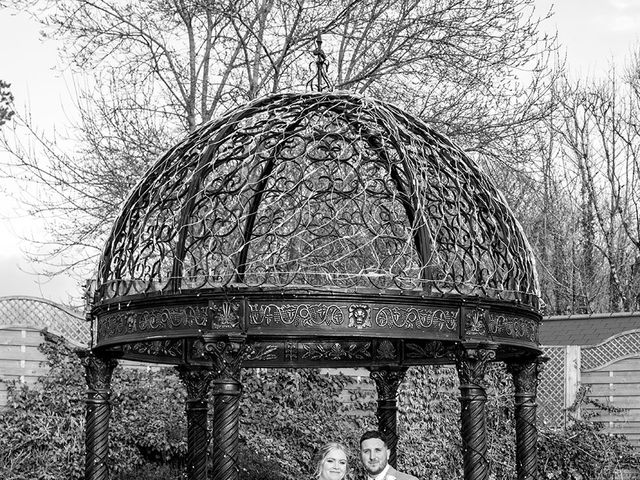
[314,431,418,480]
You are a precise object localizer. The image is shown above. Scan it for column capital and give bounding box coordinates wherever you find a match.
[77,350,118,392]
[506,356,546,395]
[176,365,215,401]
[454,343,497,389]
[202,335,246,379]
[368,366,408,401]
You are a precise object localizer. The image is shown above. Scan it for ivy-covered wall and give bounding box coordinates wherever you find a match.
[0,332,638,480]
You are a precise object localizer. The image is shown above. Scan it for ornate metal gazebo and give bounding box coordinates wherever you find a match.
[81,90,543,480]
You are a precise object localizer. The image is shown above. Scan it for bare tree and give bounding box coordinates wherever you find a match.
[1,0,556,281]
[546,66,640,313]
[0,81,13,126]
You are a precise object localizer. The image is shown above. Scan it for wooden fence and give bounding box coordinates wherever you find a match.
[0,296,89,407]
[539,330,640,448]
[0,326,49,407]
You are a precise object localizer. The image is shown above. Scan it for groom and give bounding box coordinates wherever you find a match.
[359,430,418,480]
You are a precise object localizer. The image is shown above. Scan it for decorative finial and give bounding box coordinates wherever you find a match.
[307,31,334,92]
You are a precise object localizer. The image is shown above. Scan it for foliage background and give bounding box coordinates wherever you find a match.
[1,333,639,479]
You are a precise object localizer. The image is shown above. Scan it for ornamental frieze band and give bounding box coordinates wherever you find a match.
[248,303,345,327]
[487,313,538,342]
[374,306,457,331]
[299,342,372,361]
[97,306,209,341]
[464,311,538,342]
[247,301,460,335]
[122,339,183,358]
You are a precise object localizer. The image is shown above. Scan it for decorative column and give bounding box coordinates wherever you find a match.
[204,337,246,480]
[369,366,408,467]
[455,343,496,480]
[176,366,214,480]
[507,357,545,480]
[78,351,118,480]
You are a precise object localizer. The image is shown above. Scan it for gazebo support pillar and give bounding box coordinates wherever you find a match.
[507,357,544,480]
[369,366,408,467]
[177,366,214,480]
[455,344,496,480]
[78,351,118,480]
[205,337,246,480]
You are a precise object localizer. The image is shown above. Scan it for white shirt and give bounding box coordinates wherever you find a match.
[368,464,391,480]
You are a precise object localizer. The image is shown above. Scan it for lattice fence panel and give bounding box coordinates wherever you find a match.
[0,297,89,345]
[582,331,640,371]
[539,346,565,429]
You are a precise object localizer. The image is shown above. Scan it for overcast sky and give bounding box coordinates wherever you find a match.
[0,1,639,305]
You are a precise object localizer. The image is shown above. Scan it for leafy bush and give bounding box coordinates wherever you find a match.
[240,368,378,479]
[539,388,640,479]
[397,363,518,480]
[1,332,638,479]
[0,332,85,480]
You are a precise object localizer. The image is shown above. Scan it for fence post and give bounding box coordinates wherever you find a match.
[565,345,581,423]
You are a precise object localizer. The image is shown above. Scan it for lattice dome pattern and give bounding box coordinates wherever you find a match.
[95,92,539,307]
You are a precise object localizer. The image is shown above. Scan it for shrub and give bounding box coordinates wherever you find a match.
[539,387,640,479]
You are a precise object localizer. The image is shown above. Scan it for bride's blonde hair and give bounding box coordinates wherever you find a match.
[312,442,350,478]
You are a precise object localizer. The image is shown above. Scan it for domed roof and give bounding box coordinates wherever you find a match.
[94,92,539,308]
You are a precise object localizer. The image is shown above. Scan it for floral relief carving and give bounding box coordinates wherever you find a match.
[300,342,371,360]
[455,346,496,388]
[211,301,241,329]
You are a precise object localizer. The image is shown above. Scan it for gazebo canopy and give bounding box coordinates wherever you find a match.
[88,92,542,367]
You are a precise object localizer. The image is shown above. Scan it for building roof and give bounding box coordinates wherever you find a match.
[540,312,640,346]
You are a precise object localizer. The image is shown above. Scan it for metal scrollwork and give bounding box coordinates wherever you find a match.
[487,313,539,342]
[97,306,208,341]
[248,303,344,327]
[375,307,457,331]
[95,93,540,308]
